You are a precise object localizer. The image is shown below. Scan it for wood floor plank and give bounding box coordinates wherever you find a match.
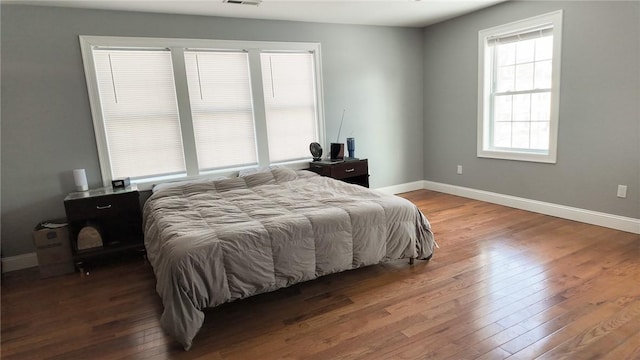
[504,257,640,359]
[599,327,640,360]
[535,299,640,359]
[1,190,638,359]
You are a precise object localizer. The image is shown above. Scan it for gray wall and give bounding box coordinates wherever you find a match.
[1,5,425,257]
[423,1,640,219]
[3,1,638,259]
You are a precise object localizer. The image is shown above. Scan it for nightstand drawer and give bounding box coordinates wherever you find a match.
[328,161,368,180]
[64,192,139,221]
[307,159,369,187]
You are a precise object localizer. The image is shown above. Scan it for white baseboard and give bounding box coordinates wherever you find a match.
[374,181,425,195]
[1,252,38,273]
[422,180,640,235]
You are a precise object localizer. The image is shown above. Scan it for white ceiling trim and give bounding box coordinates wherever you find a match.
[7,0,507,28]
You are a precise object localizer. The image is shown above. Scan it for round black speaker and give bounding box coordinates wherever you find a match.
[309,142,323,161]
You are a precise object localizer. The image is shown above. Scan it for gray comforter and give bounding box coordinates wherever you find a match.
[143,168,435,350]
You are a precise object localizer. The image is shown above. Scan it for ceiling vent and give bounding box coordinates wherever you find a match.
[223,0,262,6]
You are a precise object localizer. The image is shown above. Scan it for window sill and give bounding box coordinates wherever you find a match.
[477,149,556,164]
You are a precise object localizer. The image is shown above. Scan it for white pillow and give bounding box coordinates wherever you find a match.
[152,177,225,193]
[237,166,279,177]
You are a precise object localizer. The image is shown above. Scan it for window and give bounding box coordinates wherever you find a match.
[477,11,563,163]
[184,50,257,171]
[261,53,318,163]
[91,48,187,180]
[80,36,324,188]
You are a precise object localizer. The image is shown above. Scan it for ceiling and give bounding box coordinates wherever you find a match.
[8,0,507,28]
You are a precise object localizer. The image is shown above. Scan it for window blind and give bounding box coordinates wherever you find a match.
[184,50,258,171]
[92,48,186,179]
[487,26,553,46]
[260,52,318,163]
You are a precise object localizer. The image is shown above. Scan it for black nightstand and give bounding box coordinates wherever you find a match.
[64,185,144,272]
[308,159,369,188]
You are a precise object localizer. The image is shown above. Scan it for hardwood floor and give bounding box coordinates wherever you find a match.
[2,190,639,359]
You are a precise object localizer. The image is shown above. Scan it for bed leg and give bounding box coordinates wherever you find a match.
[409,257,415,265]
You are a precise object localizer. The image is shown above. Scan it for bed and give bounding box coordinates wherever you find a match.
[143,168,435,350]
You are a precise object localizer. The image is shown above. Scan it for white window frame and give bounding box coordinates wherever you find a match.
[79,35,325,189]
[477,10,563,163]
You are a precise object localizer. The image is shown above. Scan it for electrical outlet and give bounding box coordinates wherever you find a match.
[457,165,462,175]
[617,185,627,198]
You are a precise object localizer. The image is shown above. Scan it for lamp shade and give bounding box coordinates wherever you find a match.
[73,169,88,191]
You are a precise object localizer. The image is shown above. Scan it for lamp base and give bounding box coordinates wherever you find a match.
[330,143,344,160]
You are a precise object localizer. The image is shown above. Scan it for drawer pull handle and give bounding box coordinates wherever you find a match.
[96,205,112,210]
[345,168,355,173]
